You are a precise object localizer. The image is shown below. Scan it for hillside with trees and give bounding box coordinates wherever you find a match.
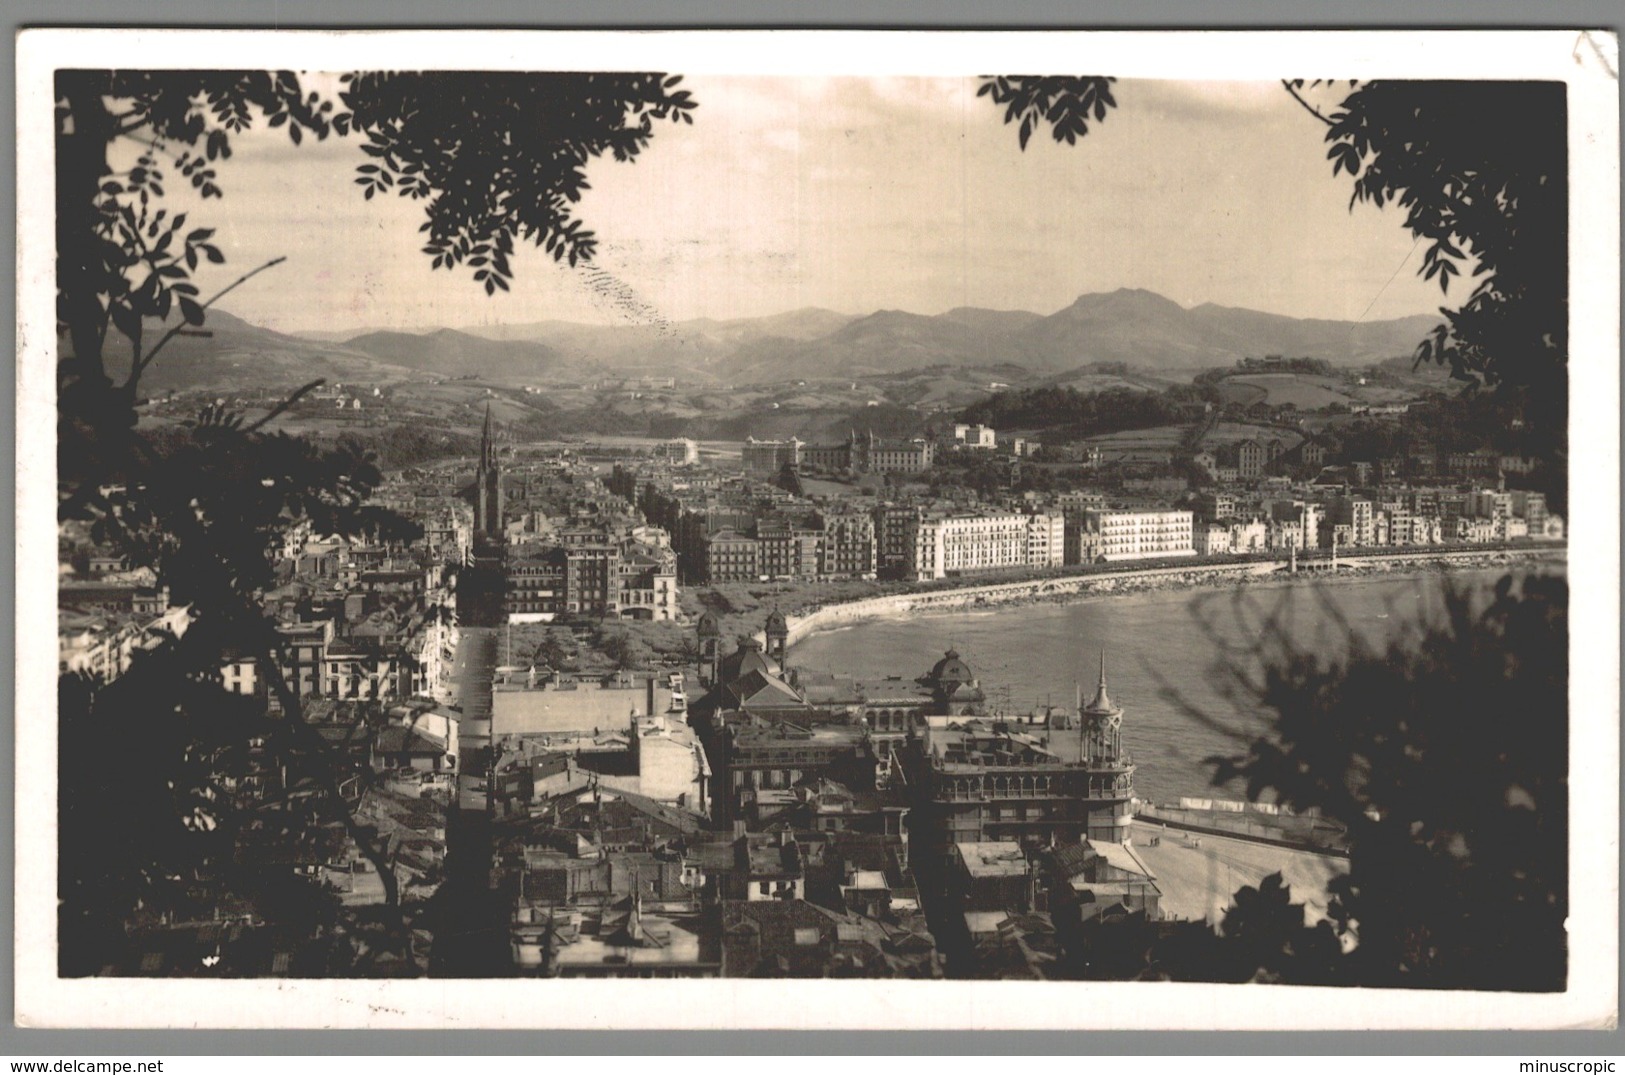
[957,385,1188,437]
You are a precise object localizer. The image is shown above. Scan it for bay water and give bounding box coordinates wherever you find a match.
[788,567,1561,805]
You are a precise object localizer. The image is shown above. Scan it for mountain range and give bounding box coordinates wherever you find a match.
[440,288,1439,382]
[123,289,1440,392]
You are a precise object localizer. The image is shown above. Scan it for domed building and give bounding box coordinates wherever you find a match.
[685,613,868,829]
[716,636,774,686]
[919,649,986,715]
[689,615,811,725]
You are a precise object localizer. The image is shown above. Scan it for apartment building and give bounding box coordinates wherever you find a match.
[741,437,802,479]
[819,511,878,578]
[1024,513,1065,569]
[1323,496,1375,547]
[1082,509,1195,562]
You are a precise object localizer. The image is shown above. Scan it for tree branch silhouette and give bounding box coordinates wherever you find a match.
[127,255,289,393]
[1280,79,1337,126]
[243,378,325,433]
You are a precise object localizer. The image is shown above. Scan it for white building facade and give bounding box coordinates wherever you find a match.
[1084,509,1196,562]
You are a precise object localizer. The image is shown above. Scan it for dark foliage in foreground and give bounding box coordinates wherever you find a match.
[1210,573,1568,990]
[1056,575,1568,990]
[54,68,698,975]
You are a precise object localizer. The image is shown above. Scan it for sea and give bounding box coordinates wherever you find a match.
[787,566,1565,806]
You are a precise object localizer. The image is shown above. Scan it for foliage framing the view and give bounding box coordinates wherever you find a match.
[986,75,1570,988]
[54,68,697,971]
[977,76,1120,149]
[1205,575,1569,990]
[57,70,696,399]
[983,77,1568,448]
[344,72,695,292]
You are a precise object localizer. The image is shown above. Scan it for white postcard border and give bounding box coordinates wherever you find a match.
[15,28,1619,1030]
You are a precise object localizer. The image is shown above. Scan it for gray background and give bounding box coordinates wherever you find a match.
[6,0,1620,1056]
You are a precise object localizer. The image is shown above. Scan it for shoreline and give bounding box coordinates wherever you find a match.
[776,545,1566,815]
[782,545,1567,653]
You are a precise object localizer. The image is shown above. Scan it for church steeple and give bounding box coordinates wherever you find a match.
[480,403,495,470]
[476,403,503,540]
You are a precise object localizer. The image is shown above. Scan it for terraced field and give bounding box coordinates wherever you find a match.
[1226,373,1353,409]
[1215,372,1421,410]
[1085,424,1189,451]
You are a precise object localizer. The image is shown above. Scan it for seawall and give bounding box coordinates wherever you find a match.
[1135,802,1351,856]
[780,544,1566,651]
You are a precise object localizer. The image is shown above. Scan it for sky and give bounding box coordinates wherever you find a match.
[171,75,1449,334]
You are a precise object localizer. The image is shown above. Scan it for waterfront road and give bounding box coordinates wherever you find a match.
[1130,823,1350,927]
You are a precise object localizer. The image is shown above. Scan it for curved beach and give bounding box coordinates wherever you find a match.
[781,544,1567,652]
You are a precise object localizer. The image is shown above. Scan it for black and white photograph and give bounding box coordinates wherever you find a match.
[15,28,1618,1030]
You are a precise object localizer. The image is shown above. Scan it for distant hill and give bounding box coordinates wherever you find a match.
[341,328,560,384]
[719,307,1031,382]
[290,325,438,343]
[1010,289,1440,374]
[1182,300,1443,367]
[939,306,1046,335]
[1012,289,1209,370]
[453,307,858,381]
[92,308,423,393]
[462,306,853,347]
[746,307,860,340]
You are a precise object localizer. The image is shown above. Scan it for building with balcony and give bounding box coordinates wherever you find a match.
[901,652,1136,871]
[1083,509,1195,562]
[701,529,760,583]
[818,511,878,578]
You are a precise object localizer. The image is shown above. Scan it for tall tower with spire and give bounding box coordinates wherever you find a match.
[1081,650,1124,762]
[1078,648,1135,843]
[476,404,503,540]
